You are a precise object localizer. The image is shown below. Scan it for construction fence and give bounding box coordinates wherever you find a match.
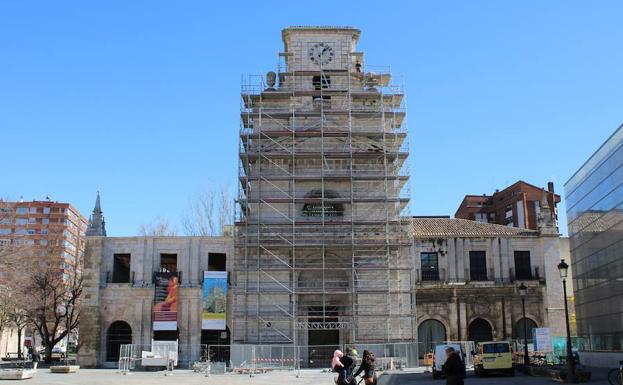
[117,342,423,374]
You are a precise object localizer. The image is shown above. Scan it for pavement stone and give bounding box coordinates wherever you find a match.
[0,368,336,385]
[380,367,611,385]
[0,367,611,384]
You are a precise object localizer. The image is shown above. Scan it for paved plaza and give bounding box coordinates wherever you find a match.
[381,368,611,385]
[0,367,611,385]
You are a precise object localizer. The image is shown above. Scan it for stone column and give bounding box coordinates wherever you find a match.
[492,238,501,280]
[77,237,103,368]
[500,238,510,280]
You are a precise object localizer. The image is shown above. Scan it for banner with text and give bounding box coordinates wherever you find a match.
[202,271,227,330]
[153,272,179,331]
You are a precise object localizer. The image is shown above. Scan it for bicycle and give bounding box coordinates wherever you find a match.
[608,360,623,385]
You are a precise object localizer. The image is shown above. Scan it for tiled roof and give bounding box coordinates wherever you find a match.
[411,217,539,238]
[285,26,359,31]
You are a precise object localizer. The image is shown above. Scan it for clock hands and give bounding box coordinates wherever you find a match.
[310,44,333,64]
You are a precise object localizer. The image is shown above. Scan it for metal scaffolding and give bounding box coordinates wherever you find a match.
[234,35,414,347]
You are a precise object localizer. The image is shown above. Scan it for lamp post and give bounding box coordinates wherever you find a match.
[56,304,72,366]
[557,259,575,383]
[518,283,530,368]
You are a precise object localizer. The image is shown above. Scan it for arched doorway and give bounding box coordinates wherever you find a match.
[468,318,493,343]
[106,321,132,362]
[514,318,537,342]
[418,319,447,356]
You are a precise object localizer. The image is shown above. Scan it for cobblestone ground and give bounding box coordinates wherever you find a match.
[0,367,611,384]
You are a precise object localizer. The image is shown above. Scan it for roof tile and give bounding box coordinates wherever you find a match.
[412,217,539,238]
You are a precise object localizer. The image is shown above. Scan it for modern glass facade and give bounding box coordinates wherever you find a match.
[565,123,623,352]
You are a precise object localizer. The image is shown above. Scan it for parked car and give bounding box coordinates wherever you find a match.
[432,343,465,379]
[39,345,66,359]
[473,341,514,376]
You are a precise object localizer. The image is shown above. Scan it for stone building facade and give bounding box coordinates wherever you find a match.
[412,215,570,353]
[77,236,232,368]
[234,26,413,348]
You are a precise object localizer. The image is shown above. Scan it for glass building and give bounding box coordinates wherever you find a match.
[565,123,623,352]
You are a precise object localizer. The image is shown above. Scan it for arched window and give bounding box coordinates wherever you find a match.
[302,189,344,217]
[468,318,493,343]
[418,319,447,356]
[106,321,132,362]
[514,318,538,342]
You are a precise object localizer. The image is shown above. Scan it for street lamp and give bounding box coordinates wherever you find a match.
[518,283,530,368]
[557,259,575,383]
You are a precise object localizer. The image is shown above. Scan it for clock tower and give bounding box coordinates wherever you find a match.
[281,26,361,71]
[234,27,413,352]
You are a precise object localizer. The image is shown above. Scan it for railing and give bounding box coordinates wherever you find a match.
[104,271,135,286]
[421,270,440,282]
[469,272,488,281]
[224,342,419,373]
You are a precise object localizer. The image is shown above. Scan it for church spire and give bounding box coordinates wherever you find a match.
[86,191,107,236]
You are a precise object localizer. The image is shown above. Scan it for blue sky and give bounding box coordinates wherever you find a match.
[1,1,622,236]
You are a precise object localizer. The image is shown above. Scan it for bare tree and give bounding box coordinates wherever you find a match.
[181,185,233,236]
[138,216,177,236]
[2,232,83,363]
[7,305,29,359]
[0,285,10,346]
[24,254,82,363]
[0,200,20,353]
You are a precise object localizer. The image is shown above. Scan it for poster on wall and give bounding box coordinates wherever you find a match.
[202,271,227,330]
[153,272,179,331]
[534,327,553,352]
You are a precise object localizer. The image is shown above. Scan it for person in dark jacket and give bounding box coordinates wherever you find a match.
[336,349,357,385]
[31,349,41,370]
[441,347,465,385]
[354,350,376,385]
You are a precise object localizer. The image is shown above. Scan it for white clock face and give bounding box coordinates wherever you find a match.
[308,43,334,66]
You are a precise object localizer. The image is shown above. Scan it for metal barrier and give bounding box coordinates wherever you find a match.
[225,342,420,374]
[345,343,419,370]
[119,342,423,375]
[118,343,209,372]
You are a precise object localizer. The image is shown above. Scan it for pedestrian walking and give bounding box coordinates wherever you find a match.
[353,350,376,385]
[350,346,359,361]
[332,349,356,385]
[441,346,465,385]
[31,349,41,370]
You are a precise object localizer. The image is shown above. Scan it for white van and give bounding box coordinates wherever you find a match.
[432,343,464,379]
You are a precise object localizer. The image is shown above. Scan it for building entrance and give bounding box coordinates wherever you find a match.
[307,306,340,368]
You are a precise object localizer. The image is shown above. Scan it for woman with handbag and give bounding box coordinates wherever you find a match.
[353,350,377,385]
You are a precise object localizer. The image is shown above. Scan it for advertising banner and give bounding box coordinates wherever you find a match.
[153,272,179,331]
[202,271,227,330]
[534,327,553,352]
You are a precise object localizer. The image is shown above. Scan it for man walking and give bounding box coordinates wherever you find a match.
[31,349,41,370]
[441,346,465,385]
